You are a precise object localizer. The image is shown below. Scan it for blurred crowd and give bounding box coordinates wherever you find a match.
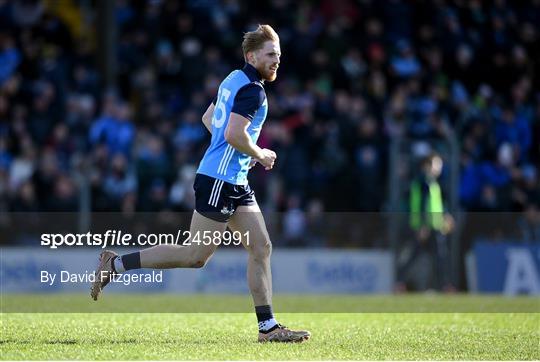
[0,0,539,244]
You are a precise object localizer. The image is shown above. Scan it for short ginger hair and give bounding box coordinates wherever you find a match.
[242,25,279,59]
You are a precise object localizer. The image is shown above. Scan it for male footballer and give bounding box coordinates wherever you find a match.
[91,25,311,343]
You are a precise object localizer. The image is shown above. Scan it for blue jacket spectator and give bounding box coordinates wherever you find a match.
[0,35,20,86]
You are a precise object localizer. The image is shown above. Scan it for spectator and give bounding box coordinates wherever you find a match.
[46,173,78,211]
[89,97,135,158]
[0,32,21,85]
[9,179,38,212]
[390,40,421,80]
[102,153,137,210]
[494,106,531,162]
[398,153,454,291]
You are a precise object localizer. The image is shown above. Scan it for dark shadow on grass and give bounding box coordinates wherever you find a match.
[46,340,78,345]
[0,340,31,344]
[110,339,138,344]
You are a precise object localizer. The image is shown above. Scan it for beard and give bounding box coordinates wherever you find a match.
[265,70,277,82]
[257,64,278,82]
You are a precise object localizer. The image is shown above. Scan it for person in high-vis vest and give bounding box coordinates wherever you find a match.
[397,153,454,291]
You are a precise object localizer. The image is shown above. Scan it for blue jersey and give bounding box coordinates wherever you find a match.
[197,64,268,185]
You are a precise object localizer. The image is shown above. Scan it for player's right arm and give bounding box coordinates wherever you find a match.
[223,83,276,170]
[224,113,276,170]
[201,103,215,134]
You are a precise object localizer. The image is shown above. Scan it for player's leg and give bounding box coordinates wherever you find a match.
[91,173,229,300]
[137,174,229,268]
[228,204,272,306]
[138,211,224,269]
[91,211,225,300]
[228,203,310,342]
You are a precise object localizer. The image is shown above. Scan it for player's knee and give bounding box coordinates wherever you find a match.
[190,252,213,268]
[250,239,272,261]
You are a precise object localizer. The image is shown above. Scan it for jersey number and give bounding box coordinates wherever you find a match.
[212,88,231,129]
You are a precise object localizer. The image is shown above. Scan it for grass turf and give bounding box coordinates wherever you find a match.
[1,295,539,360]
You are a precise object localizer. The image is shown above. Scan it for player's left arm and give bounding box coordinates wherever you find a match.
[201,102,215,134]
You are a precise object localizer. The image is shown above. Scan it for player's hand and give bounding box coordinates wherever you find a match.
[258,148,277,170]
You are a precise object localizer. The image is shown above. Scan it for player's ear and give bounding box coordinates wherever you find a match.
[247,51,256,64]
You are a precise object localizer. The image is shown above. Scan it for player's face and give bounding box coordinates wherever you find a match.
[252,40,281,82]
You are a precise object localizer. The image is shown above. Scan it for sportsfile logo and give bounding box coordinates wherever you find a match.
[41,230,151,249]
[40,230,248,249]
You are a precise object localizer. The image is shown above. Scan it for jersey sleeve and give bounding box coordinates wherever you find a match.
[231,83,265,122]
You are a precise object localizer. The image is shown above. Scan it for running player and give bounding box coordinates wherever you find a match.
[91,25,310,343]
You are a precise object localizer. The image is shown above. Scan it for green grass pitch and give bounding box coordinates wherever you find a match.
[1,295,539,360]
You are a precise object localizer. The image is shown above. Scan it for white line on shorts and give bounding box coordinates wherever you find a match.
[210,180,224,207]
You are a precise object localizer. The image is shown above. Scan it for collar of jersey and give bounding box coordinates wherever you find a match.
[243,63,264,83]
